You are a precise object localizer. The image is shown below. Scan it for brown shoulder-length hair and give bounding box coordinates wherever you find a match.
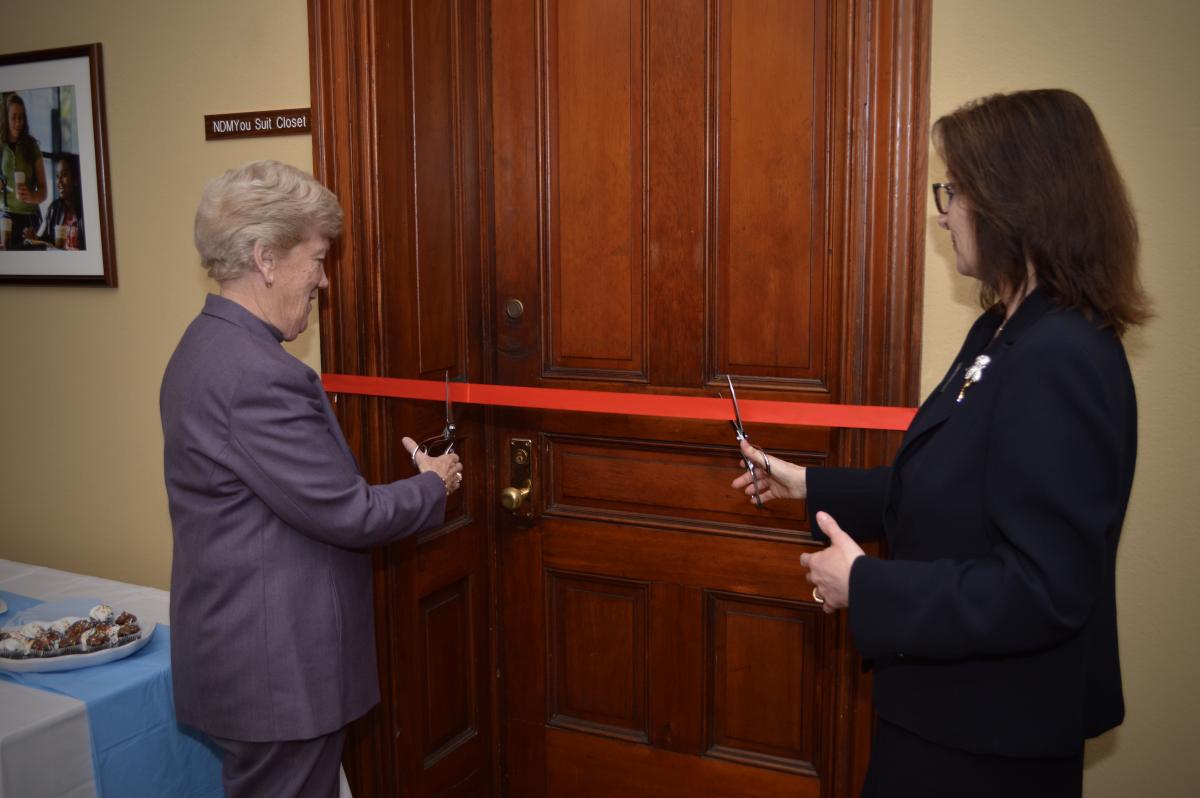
[4,93,33,145]
[932,89,1149,335]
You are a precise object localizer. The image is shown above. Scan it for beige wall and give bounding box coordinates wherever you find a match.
[1,0,1196,794]
[0,0,317,588]
[925,2,1200,796]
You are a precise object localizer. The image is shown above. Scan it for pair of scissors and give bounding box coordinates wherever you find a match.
[412,370,457,465]
[721,375,769,508]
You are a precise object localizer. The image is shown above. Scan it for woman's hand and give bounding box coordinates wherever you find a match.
[799,512,865,614]
[730,438,808,504]
[402,436,464,495]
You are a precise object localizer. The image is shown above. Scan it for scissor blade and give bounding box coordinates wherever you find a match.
[725,375,748,438]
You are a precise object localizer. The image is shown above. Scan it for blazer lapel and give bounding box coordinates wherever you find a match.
[892,287,1054,466]
[893,312,1001,465]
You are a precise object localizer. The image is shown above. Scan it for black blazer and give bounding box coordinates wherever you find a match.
[807,288,1136,757]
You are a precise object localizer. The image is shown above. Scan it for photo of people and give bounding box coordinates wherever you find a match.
[1,85,85,251]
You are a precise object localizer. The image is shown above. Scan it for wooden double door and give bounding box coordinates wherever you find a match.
[310,1,929,796]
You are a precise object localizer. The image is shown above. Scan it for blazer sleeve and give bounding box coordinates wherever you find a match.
[806,466,891,543]
[849,329,1129,660]
[223,356,446,548]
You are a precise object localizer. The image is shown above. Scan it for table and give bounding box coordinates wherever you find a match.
[0,559,223,798]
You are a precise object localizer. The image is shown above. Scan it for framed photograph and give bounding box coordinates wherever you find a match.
[0,44,116,286]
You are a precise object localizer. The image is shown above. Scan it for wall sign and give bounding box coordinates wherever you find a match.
[204,108,311,141]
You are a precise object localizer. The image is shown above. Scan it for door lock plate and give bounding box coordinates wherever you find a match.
[503,438,533,517]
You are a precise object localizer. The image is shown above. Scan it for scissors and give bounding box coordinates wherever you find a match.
[412,370,457,465]
[722,375,769,508]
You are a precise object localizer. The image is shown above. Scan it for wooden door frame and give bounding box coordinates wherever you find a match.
[308,1,931,795]
[308,1,500,795]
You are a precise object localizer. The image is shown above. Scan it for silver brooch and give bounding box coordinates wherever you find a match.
[956,354,991,403]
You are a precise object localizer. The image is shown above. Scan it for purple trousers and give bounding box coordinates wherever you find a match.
[210,727,348,798]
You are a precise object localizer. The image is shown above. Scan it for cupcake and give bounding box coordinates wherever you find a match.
[50,617,80,636]
[19,622,46,639]
[60,627,86,651]
[29,636,56,656]
[89,604,115,623]
[66,619,92,638]
[84,627,112,650]
[0,636,28,658]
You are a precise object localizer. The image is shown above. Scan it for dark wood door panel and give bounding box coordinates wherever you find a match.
[309,1,494,796]
[716,0,829,384]
[312,0,931,795]
[515,511,863,796]
[547,0,646,378]
[546,570,650,741]
[545,728,821,798]
[495,407,833,541]
[546,434,813,532]
[374,0,481,383]
[541,517,821,601]
[707,592,824,773]
[494,0,844,396]
[420,578,478,763]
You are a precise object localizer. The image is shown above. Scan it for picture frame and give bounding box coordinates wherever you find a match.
[0,44,116,286]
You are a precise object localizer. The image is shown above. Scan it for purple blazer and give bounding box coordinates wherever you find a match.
[160,294,445,742]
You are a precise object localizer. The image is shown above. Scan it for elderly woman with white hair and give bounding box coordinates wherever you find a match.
[160,160,462,797]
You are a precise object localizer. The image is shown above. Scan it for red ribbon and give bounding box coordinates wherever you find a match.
[321,373,917,432]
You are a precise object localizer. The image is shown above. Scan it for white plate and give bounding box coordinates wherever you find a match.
[0,622,156,673]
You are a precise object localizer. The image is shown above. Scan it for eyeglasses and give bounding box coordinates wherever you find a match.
[932,182,956,215]
[412,371,457,464]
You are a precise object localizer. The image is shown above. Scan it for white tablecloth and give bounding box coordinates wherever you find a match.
[0,559,353,798]
[0,559,173,798]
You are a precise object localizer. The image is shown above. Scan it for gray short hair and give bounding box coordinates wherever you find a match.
[194,160,343,282]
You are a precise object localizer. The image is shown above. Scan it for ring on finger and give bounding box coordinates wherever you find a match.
[812,587,825,604]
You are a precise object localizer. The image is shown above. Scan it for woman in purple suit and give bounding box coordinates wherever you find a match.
[161,160,463,798]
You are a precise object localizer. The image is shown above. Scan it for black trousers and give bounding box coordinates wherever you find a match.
[861,719,1083,798]
[210,727,347,798]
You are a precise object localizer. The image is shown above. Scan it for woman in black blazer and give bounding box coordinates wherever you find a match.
[733,90,1149,796]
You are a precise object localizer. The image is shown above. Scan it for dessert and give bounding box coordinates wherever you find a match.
[1,605,146,663]
[0,637,27,657]
[89,604,115,623]
[50,618,79,635]
[66,619,92,638]
[19,622,46,639]
[61,627,86,648]
[29,636,55,655]
[84,627,112,650]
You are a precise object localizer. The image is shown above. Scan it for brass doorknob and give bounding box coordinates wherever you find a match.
[501,479,531,511]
